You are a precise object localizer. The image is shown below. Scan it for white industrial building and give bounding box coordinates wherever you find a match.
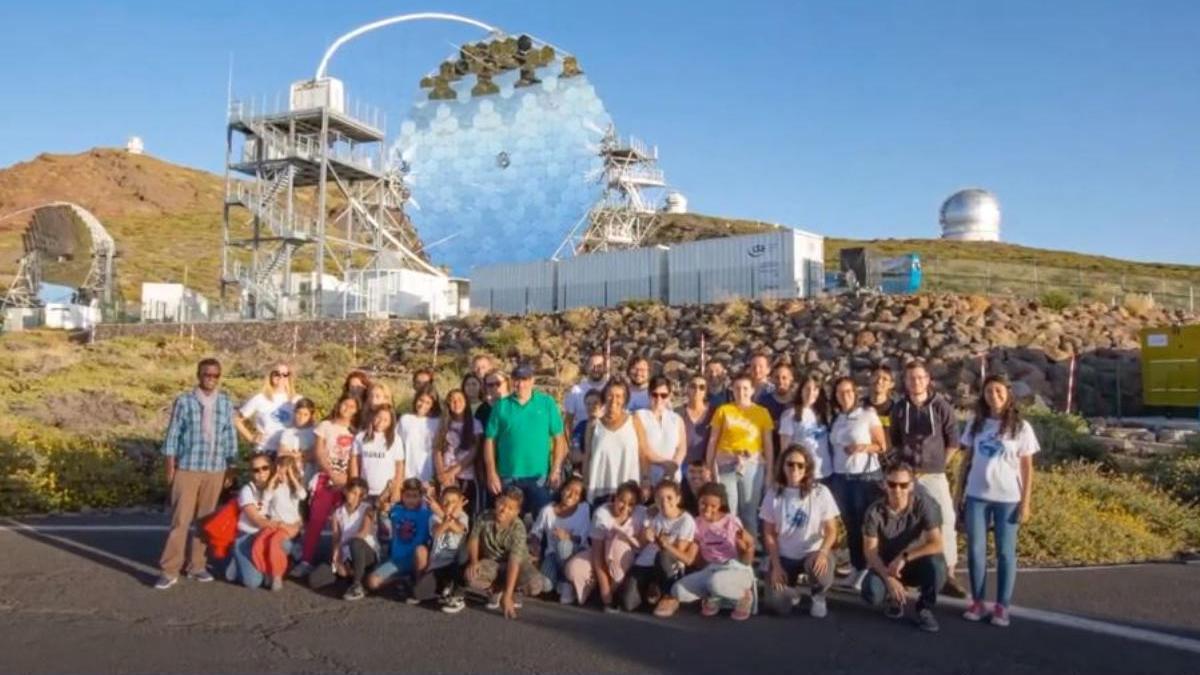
[141,283,210,323]
[470,228,825,315]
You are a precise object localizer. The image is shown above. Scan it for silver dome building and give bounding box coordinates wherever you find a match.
[939,188,1001,241]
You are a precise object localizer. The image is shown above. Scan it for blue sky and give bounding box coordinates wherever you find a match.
[1,1,1197,264]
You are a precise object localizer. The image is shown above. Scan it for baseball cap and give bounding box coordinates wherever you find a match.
[512,364,536,379]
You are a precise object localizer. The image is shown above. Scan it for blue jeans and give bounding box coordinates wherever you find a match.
[862,555,946,611]
[965,497,1020,607]
[503,476,552,519]
[828,472,882,570]
[225,532,293,590]
[717,459,764,540]
[539,537,577,588]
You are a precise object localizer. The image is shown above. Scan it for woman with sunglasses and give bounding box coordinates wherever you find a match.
[678,375,712,509]
[225,452,281,588]
[828,376,886,591]
[234,363,298,454]
[635,376,687,485]
[705,373,774,542]
[958,375,1040,627]
[760,445,840,618]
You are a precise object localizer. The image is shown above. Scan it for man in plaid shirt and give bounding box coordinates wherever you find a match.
[155,358,239,590]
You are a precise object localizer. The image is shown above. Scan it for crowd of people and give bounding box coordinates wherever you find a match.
[155,350,1040,631]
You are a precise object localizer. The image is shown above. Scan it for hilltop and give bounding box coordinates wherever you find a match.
[2,149,1198,305]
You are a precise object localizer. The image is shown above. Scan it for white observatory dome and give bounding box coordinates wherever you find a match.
[125,136,144,155]
[664,191,688,214]
[939,188,1000,241]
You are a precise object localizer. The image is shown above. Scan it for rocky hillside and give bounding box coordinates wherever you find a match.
[382,293,1195,417]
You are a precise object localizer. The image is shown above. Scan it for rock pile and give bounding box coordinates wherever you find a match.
[387,293,1196,416]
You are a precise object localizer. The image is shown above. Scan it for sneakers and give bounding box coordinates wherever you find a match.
[289,562,313,579]
[963,601,988,622]
[440,595,466,614]
[343,584,365,601]
[187,570,214,583]
[154,575,178,590]
[835,560,852,577]
[884,602,905,620]
[942,577,969,599]
[731,592,753,621]
[810,593,828,619]
[700,597,721,617]
[270,577,284,592]
[486,592,502,610]
[558,582,576,605]
[990,604,1011,627]
[653,596,680,618]
[916,608,940,633]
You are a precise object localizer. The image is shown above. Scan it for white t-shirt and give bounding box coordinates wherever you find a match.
[237,483,266,534]
[635,510,697,566]
[239,392,296,452]
[440,418,483,481]
[264,483,306,526]
[564,378,607,425]
[429,510,470,569]
[635,408,684,484]
[532,502,593,549]
[960,417,1041,503]
[334,502,377,559]
[352,431,404,497]
[314,420,355,475]
[278,426,316,457]
[830,407,882,475]
[400,414,440,483]
[778,407,833,479]
[759,484,840,559]
[590,503,647,544]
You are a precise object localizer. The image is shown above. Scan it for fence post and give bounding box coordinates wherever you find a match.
[1116,359,1123,419]
[1033,264,1039,293]
[1191,285,1195,313]
[1065,352,1077,414]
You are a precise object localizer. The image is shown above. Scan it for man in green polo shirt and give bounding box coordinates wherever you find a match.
[484,364,566,517]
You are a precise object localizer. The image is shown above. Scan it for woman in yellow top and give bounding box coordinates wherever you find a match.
[705,373,775,540]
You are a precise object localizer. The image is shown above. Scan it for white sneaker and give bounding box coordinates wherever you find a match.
[810,593,828,619]
[486,592,502,610]
[845,568,867,591]
[558,582,576,605]
[154,575,178,590]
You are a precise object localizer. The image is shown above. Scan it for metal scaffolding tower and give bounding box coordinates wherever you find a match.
[556,126,668,258]
[222,78,434,319]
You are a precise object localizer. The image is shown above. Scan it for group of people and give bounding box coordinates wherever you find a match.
[155,349,1039,631]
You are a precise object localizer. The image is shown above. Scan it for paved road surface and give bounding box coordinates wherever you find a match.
[1,514,1198,674]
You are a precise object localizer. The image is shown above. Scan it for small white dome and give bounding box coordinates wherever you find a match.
[125,136,144,155]
[664,191,688,214]
[940,188,1000,241]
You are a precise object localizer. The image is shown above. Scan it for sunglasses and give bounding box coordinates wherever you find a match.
[485,381,502,388]
[271,371,291,378]
[651,392,670,399]
[252,466,271,473]
[886,481,912,490]
[785,461,806,469]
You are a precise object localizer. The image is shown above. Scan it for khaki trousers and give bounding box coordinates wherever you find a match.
[159,470,225,578]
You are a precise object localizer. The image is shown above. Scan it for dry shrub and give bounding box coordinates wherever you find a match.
[1122,292,1156,315]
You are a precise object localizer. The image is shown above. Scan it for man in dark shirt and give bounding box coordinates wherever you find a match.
[861,461,947,633]
[866,364,897,440]
[890,360,966,598]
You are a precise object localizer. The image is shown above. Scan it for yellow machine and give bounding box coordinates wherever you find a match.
[1141,324,1200,408]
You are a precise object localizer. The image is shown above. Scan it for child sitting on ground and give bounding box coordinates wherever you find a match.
[308,478,377,600]
[530,476,592,604]
[671,482,757,620]
[366,478,431,599]
[621,479,698,616]
[464,486,548,619]
[410,485,471,613]
[252,454,306,591]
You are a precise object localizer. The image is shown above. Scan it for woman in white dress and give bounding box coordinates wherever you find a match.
[635,376,686,485]
[583,381,651,507]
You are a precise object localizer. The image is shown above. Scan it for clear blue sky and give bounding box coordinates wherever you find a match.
[2,1,1197,264]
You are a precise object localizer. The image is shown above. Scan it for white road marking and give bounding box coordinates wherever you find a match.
[0,519,160,576]
[0,524,169,532]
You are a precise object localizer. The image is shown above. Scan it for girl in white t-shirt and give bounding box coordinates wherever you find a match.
[958,375,1040,627]
[562,481,646,610]
[625,480,698,617]
[235,363,297,453]
[253,454,306,591]
[434,389,484,513]
[330,478,378,601]
[530,477,593,604]
[295,394,359,575]
[400,388,441,488]
[760,445,841,618]
[827,376,887,587]
[350,405,405,502]
[278,398,317,487]
[778,372,833,482]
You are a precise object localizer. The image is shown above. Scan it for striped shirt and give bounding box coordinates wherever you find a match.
[161,390,238,472]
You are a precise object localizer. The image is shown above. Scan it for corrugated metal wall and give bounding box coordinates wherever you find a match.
[469,260,558,315]
[556,246,669,310]
[667,229,824,305]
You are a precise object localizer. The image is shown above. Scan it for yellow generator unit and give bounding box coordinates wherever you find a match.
[1141,324,1200,408]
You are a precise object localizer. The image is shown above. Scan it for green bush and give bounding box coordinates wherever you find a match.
[1144,450,1200,506]
[1038,288,1075,311]
[1025,408,1110,466]
[484,323,535,359]
[1022,462,1200,565]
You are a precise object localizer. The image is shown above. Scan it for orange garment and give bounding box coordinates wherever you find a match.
[251,527,295,578]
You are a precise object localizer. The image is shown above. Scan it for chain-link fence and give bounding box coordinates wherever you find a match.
[921,256,1197,311]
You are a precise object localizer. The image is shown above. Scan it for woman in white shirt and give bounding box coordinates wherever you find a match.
[958,375,1040,627]
[350,405,405,503]
[583,382,651,507]
[225,452,275,589]
[400,388,441,487]
[434,389,484,515]
[635,376,687,485]
[234,363,298,453]
[827,376,886,588]
[778,371,833,484]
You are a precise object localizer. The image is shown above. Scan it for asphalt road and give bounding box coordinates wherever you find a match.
[1,513,1198,674]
